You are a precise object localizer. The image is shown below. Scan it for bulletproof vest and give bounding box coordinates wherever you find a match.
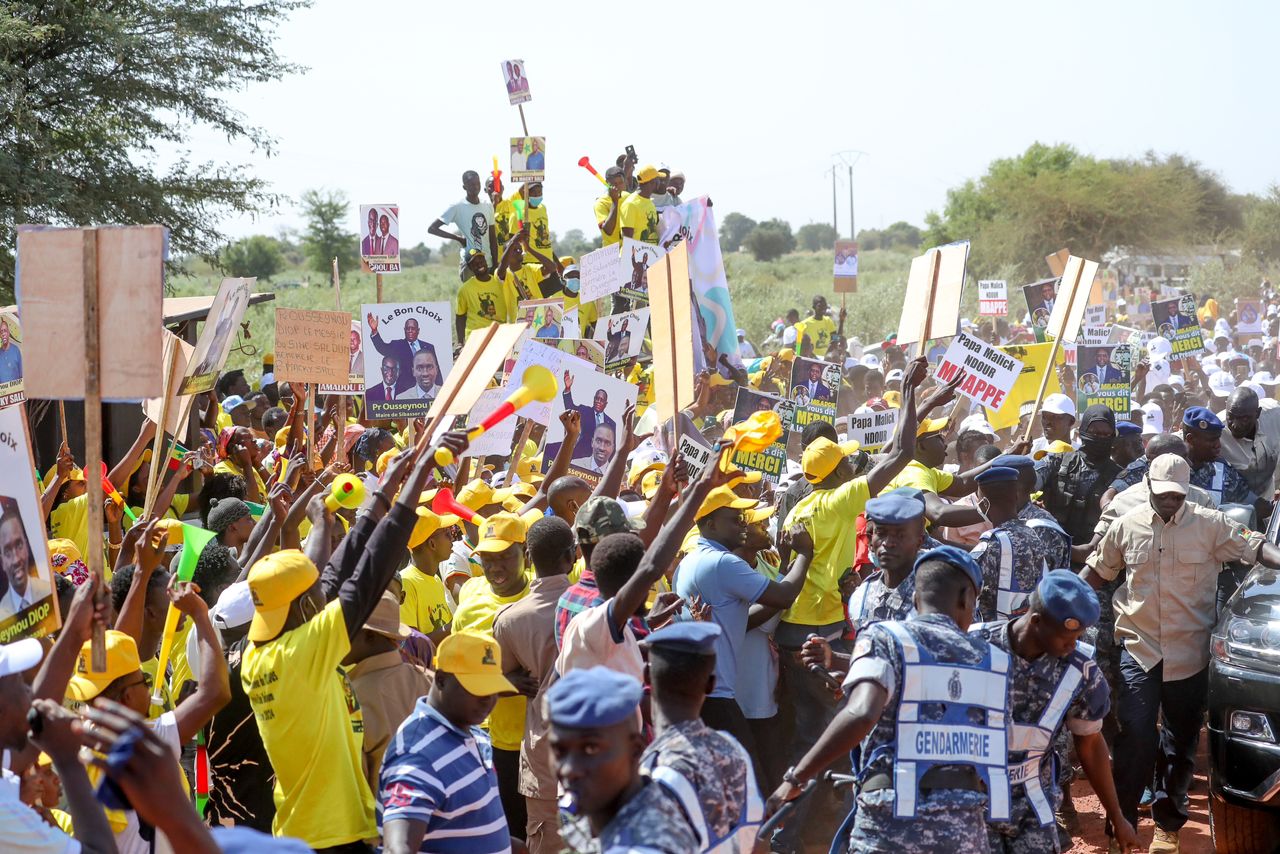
[1046,452,1121,545]
[644,731,763,853]
[876,620,1012,822]
[992,530,1047,620]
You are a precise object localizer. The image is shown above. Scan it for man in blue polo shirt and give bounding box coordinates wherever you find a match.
[378,631,517,854]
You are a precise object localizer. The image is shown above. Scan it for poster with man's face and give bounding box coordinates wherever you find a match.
[730,388,794,483]
[179,277,253,395]
[556,339,606,370]
[319,320,366,396]
[543,354,636,484]
[789,357,842,429]
[1021,277,1060,343]
[517,298,564,340]
[360,301,453,420]
[0,311,25,409]
[501,59,531,105]
[0,405,58,641]
[511,136,546,183]
[1151,294,1204,358]
[594,308,651,370]
[620,238,666,302]
[1077,344,1132,415]
[360,204,401,274]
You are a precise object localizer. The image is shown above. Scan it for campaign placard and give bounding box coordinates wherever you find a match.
[1238,298,1264,336]
[730,388,796,484]
[0,405,59,642]
[1022,277,1060,343]
[319,320,366,396]
[978,280,1007,316]
[677,434,714,481]
[359,204,401,274]
[789,357,841,430]
[1151,294,1204,358]
[595,309,650,370]
[517,298,564,340]
[274,307,350,386]
[847,408,899,454]
[935,331,1024,411]
[619,238,666,302]
[501,59,531,105]
[504,339,565,425]
[360,301,454,420]
[465,387,519,458]
[0,311,24,409]
[834,239,858,293]
[510,136,546,183]
[556,339,606,370]
[179,277,253,395]
[544,355,636,483]
[578,243,628,303]
[1077,344,1132,416]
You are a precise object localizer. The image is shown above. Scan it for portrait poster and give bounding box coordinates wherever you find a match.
[1077,344,1133,416]
[501,59,531,105]
[505,339,566,425]
[730,387,795,484]
[788,357,841,430]
[594,309,650,370]
[834,239,858,293]
[1022,277,1060,343]
[0,405,59,642]
[319,320,366,396]
[360,301,453,420]
[1237,298,1264,336]
[510,136,546,183]
[178,277,253,395]
[0,311,24,409]
[556,338,606,370]
[578,243,629,303]
[543,354,636,484]
[517,298,564,340]
[619,238,666,302]
[359,204,401,274]
[1151,294,1204,358]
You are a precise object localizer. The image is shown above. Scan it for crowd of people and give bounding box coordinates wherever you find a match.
[5,157,1280,854]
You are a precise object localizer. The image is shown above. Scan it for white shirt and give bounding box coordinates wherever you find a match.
[0,767,79,853]
[111,712,182,854]
[556,600,644,681]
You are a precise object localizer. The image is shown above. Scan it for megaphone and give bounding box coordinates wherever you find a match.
[431,487,483,526]
[434,365,559,467]
[100,462,138,523]
[324,473,365,513]
[577,156,607,186]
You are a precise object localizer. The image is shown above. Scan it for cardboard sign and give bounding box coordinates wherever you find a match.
[517,298,564,340]
[1082,325,1110,346]
[274,308,351,386]
[501,59,531,105]
[1084,303,1106,328]
[1238,299,1265,336]
[1046,248,1070,277]
[729,388,795,483]
[978,280,1007,316]
[0,405,59,642]
[504,339,565,425]
[1045,254,1100,343]
[178,277,253,395]
[1077,344,1132,416]
[543,353,636,484]
[1022,277,1060,343]
[595,309,650,371]
[428,322,529,424]
[359,204,401,274]
[677,434,714,481]
[984,342,1066,430]
[361,302,453,420]
[896,241,969,349]
[847,408,898,454]
[619,238,666,302]
[935,332,1024,411]
[647,243,697,425]
[1151,294,1204,358]
[834,239,858,293]
[319,321,366,396]
[510,136,546,183]
[144,331,197,435]
[578,244,628,303]
[789,357,841,430]
[17,225,166,400]
[0,311,25,409]
[465,387,519,458]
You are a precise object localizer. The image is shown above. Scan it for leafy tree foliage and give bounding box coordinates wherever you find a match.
[857,222,923,251]
[797,223,838,252]
[221,235,284,280]
[400,242,433,267]
[553,228,594,258]
[0,0,306,299]
[299,189,356,276]
[719,212,757,253]
[742,219,796,262]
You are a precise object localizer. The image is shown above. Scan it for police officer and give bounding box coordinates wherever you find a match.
[989,455,1072,561]
[638,622,762,853]
[765,546,1012,854]
[548,667,698,854]
[1111,420,1144,472]
[971,467,1068,622]
[1036,404,1122,560]
[972,571,1138,854]
[1182,406,1264,517]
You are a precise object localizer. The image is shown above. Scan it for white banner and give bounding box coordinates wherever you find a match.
[658,197,741,372]
[936,332,1024,410]
[978,280,1007,316]
[846,408,898,454]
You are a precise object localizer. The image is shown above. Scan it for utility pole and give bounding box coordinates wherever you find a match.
[833,150,869,240]
[824,166,839,234]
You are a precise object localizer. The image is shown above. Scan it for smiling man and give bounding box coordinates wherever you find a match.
[395,348,442,401]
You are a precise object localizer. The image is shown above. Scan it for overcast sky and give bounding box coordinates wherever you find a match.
[189,0,1280,248]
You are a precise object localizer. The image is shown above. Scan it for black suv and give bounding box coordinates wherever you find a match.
[1207,509,1280,853]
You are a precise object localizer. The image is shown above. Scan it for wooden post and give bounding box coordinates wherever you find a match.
[143,344,182,518]
[57,402,67,448]
[659,255,682,459]
[1021,260,1088,444]
[375,273,383,303]
[508,417,535,479]
[517,104,529,137]
[333,258,347,439]
[414,325,502,456]
[305,384,316,472]
[916,248,941,360]
[81,229,107,672]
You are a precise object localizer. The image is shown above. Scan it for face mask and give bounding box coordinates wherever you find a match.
[1080,434,1114,458]
[564,276,580,294]
[527,196,543,208]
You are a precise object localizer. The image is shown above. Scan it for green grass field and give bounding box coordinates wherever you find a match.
[171,245,982,382]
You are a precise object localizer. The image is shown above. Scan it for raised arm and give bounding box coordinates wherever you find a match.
[865,357,929,496]
[109,419,158,490]
[168,580,231,743]
[113,519,162,648]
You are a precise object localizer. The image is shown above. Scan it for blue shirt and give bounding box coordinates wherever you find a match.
[377,698,510,854]
[674,537,769,699]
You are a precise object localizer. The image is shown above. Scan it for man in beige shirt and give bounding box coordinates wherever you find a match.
[1083,453,1280,853]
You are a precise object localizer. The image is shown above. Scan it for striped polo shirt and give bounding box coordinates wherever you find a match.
[377,698,510,853]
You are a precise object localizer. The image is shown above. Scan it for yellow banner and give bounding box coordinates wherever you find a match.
[984,342,1066,430]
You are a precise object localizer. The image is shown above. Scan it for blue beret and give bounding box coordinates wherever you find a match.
[1182,406,1223,434]
[1116,421,1141,436]
[865,493,926,524]
[641,621,721,655]
[975,466,1019,485]
[887,486,927,506]
[1037,569,1100,630]
[546,667,642,729]
[914,545,983,593]
[990,454,1035,471]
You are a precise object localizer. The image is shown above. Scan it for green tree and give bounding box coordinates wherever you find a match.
[0,0,305,299]
[299,189,356,276]
[742,219,796,262]
[553,228,594,258]
[797,223,838,252]
[221,235,284,279]
[401,242,433,267]
[719,212,757,253]
[1241,185,1280,264]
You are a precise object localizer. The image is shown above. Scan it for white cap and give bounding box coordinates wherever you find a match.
[960,318,976,329]
[1202,338,1218,354]
[1146,357,1171,388]
[1248,338,1264,349]
[1209,370,1237,398]
[958,413,997,438]
[212,581,256,630]
[1041,393,1076,418]
[844,357,858,371]
[1147,337,1173,359]
[1169,373,1186,389]
[1141,401,1164,435]
[0,638,42,678]
[1253,370,1279,386]
[260,372,276,387]
[859,353,881,370]
[1243,381,1267,400]
[1201,354,1220,371]
[885,368,904,383]
[1117,298,1127,307]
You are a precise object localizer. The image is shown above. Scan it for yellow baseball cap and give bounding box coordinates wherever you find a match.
[695,486,757,520]
[43,463,85,486]
[457,480,515,513]
[515,454,545,484]
[66,631,141,702]
[745,505,777,526]
[777,348,796,362]
[152,518,184,547]
[917,417,949,438]
[46,538,81,567]
[274,427,291,449]
[509,481,539,501]
[802,437,862,483]
[434,631,517,697]
[1033,439,1076,460]
[636,163,662,184]
[246,550,320,642]
[473,512,527,554]
[376,449,399,476]
[409,507,459,550]
[883,390,903,409]
[640,469,663,500]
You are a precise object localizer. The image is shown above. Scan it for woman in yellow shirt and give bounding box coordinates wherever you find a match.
[213,426,267,504]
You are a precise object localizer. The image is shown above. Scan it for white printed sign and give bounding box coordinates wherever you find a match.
[846,408,899,454]
[465,387,519,457]
[935,332,1024,410]
[578,244,628,303]
[677,435,713,481]
[1084,303,1106,328]
[978,280,1007,317]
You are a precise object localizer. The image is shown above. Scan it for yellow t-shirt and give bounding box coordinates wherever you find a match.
[782,476,873,625]
[242,600,375,847]
[882,459,955,496]
[50,808,73,836]
[523,204,553,256]
[504,263,547,303]
[619,194,659,244]
[215,403,233,434]
[400,566,452,634]
[494,198,515,245]
[456,275,515,334]
[129,492,190,522]
[452,575,529,751]
[49,494,90,561]
[212,459,267,500]
[795,316,837,354]
[593,192,630,246]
